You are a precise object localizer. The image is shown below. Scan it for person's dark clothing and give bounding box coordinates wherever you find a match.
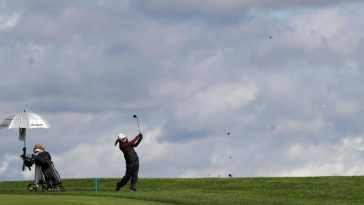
[115,133,143,191]
[33,151,61,187]
[33,151,51,169]
[116,160,139,191]
[118,134,142,163]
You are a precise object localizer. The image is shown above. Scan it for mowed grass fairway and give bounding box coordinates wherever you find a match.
[1,177,364,205]
[0,194,170,205]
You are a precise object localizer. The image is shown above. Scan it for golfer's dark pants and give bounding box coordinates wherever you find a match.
[118,160,139,191]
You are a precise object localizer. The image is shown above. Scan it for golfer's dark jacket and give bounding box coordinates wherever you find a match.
[33,151,52,170]
[118,134,143,163]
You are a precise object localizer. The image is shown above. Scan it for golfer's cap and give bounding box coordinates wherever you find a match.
[118,133,127,140]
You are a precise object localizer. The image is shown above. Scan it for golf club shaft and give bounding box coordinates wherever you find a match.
[136,117,141,134]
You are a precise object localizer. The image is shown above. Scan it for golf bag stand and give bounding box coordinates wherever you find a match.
[27,164,47,192]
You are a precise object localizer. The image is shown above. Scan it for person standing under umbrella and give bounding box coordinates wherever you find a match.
[32,144,62,190]
[114,132,143,192]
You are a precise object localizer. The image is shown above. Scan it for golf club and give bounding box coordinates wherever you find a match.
[133,114,141,134]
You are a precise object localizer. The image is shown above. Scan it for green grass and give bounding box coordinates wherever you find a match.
[0,194,169,205]
[1,176,364,204]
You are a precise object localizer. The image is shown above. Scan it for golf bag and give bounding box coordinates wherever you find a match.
[34,151,62,189]
[42,161,62,189]
[21,152,64,192]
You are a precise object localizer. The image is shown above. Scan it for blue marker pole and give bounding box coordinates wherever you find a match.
[95,177,98,193]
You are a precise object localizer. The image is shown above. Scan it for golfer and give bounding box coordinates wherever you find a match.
[114,132,143,192]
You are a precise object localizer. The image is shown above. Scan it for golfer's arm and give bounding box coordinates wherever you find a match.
[121,137,139,149]
[134,136,142,147]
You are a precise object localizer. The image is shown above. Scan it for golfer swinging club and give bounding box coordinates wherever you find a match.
[114,132,143,192]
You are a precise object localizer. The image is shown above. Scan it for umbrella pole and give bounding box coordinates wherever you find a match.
[19,128,26,152]
[19,128,27,171]
[23,137,26,153]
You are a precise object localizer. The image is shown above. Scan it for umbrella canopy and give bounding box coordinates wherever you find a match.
[1,111,50,171]
[0,112,50,129]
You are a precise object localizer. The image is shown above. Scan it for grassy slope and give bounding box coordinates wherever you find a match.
[1,177,364,205]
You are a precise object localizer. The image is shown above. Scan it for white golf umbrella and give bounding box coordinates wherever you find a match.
[0,110,50,139]
[0,110,50,170]
[0,111,50,129]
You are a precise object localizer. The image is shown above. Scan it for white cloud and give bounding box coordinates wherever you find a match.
[52,140,121,178]
[0,155,17,175]
[142,0,360,18]
[0,12,21,30]
[332,100,362,118]
[278,137,364,176]
[175,80,257,129]
[138,127,171,162]
[1,1,364,180]
[144,0,249,17]
[286,7,362,57]
[49,125,240,178]
[274,117,328,136]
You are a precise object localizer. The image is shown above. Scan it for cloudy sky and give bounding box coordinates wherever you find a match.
[1,0,364,181]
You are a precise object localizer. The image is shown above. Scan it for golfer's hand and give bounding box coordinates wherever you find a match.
[138,133,143,138]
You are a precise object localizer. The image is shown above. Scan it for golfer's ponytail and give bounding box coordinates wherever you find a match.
[114,139,119,146]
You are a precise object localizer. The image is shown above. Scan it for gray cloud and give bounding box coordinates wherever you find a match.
[1,1,364,180]
[140,0,362,19]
